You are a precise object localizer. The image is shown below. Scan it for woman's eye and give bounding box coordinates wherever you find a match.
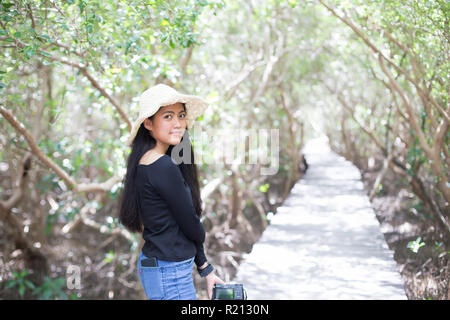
[164,114,185,119]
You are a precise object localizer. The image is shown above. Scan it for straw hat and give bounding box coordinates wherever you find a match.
[126,83,208,146]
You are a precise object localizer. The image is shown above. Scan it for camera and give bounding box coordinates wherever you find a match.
[212,284,247,300]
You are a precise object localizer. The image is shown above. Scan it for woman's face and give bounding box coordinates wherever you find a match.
[143,102,187,148]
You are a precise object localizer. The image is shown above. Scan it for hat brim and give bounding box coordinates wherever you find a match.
[126,94,208,147]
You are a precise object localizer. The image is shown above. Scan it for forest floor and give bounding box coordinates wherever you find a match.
[360,167,449,300]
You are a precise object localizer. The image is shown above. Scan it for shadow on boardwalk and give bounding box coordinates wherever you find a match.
[233,136,406,299]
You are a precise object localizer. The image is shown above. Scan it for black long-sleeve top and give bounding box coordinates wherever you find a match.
[135,154,207,267]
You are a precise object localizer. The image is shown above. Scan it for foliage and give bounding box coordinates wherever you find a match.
[5,270,68,299]
[407,237,426,253]
[4,270,35,297]
[258,183,270,193]
[31,276,68,300]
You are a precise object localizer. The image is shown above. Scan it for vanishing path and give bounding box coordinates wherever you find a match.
[233,136,406,299]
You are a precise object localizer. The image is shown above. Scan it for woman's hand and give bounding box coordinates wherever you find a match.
[205,272,225,300]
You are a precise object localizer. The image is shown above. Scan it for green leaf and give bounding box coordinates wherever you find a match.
[5,280,16,289]
[1,15,12,22]
[22,45,37,59]
[78,0,87,13]
[39,51,52,58]
[25,280,35,289]
[258,183,270,193]
[2,3,15,11]
[18,285,25,297]
[104,251,115,263]
[407,237,426,253]
[37,34,52,43]
[288,0,298,8]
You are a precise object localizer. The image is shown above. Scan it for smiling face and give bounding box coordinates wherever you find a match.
[143,102,187,153]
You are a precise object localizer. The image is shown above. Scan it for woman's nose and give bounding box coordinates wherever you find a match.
[174,115,185,128]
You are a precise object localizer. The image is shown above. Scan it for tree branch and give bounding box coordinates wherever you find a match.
[180,44,194,76]
[0,106,123,194]
[61,194,134,242]
[322,81,387,155]
[224,57,266,102]
[377,54,433,156]
[2,36,132,132]
[26,3,36,29]
[319,0,449,123]
[378,55,449,202]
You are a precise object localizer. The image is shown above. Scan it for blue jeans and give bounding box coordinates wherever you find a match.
[137,252,197,300]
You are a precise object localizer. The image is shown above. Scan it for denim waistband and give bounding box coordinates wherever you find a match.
[139,252,194,268]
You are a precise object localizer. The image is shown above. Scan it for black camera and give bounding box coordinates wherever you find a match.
[212,284,247,300]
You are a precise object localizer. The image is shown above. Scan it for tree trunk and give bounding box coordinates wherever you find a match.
[228,170,241,229]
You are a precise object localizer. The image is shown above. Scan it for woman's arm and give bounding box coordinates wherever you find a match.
[195,242,207,267]
[152,157,205,244]
[196,243,225,299]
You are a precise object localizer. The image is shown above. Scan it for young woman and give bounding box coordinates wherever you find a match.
[119,84,224,300]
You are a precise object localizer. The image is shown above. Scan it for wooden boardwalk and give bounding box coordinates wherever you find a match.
[233,136,406,299]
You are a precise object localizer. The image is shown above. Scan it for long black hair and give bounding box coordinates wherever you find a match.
[118,104,203,233]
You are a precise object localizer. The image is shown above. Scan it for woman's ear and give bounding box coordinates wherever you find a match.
[143,118,153,131]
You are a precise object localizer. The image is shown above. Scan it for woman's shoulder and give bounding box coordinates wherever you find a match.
[138,154,177,169]
[138,155,183,187]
